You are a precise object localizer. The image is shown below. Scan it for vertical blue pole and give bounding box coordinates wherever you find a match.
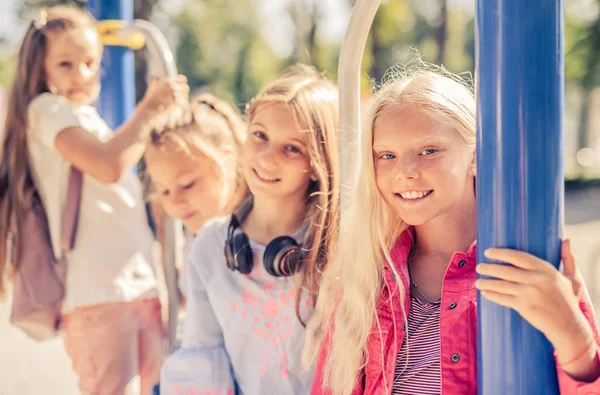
[476,0,564,394]
[88,0,135,130]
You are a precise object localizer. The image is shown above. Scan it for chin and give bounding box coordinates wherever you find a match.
[395,210,434,227]
[183,220,203,234]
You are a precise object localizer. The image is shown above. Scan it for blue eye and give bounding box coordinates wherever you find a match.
[420,148,437,156]
[253,131,267,140]
[285,145,300,154]
[379,153,395,160]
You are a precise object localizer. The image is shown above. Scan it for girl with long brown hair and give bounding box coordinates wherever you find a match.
[0,5,188,394]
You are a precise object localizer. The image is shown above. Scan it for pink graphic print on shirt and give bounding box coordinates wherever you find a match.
[230,248,312,377]
[171,385,234,395]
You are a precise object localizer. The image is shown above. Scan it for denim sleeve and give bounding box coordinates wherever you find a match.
[160,252,235,395]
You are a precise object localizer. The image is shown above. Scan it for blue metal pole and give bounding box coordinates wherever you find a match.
[476,0,564,393]
[88,0,135,130]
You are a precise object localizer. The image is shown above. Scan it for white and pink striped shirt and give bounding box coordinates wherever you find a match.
[392,295,441,394]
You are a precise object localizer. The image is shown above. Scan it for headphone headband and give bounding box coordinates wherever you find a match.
[224,195,305,277]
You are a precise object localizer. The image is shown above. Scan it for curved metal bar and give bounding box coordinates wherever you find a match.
[112,19,183,353]
[125,20,183,353]
[337,0,382,214]
[119,19,178,78]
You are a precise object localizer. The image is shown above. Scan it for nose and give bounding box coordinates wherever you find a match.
[258,146,278,171]
[168,189,187,208]
[394,159,419,180]
[76,63,94,81]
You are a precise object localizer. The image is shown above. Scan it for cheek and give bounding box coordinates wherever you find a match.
[189,182,225,210]
[156,195,178,217]
[374,162,392,190]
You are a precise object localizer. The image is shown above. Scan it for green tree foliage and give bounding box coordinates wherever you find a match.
[172,0,283,109]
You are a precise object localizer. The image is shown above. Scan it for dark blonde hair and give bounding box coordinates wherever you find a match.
[147,93,248,206]
[0,6,98,297]
[247,64,340,324]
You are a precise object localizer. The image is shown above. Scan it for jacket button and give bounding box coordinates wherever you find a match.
[458,260,467,268]
[449,302,457,310]
[402,322,406,331]
[451,353,460,362]
[391,273,396,280]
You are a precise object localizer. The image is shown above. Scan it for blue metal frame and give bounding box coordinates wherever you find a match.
[88,0,135,130]
[476,0,564,393]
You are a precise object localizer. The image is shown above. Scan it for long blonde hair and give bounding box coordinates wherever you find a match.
[304,61,476,395]
[246,64,340,324]
[147,93,248,210]
[0,6,97,298]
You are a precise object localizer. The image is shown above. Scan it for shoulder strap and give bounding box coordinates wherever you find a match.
[59,167,83,256]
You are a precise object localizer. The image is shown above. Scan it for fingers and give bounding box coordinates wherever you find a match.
[479,290,517,308]
[475,278,525,296]
[484,247,555,273]
[561,239,576,278]
[476,263,528,283]
[145,75,190,109]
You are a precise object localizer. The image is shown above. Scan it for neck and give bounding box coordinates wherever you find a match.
[243,194,306,244]
[413,196,476,258]
[223,183,248,216]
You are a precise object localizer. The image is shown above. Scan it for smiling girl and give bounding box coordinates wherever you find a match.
[160,64,340,395]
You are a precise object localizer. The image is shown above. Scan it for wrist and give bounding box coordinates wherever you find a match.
[131,101,156,134]
[550,313,595,365]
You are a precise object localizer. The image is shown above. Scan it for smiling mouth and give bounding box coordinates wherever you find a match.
[395,190,433,200]
[69,88,87,94]
[181,212,197,220]
[253,168,280,183]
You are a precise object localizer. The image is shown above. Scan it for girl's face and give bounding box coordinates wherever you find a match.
[44,26,102,106]
[145,142,228,233]
[373,108,475,226]
[242,103,314,203]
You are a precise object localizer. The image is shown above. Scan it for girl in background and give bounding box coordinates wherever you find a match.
[0,6,188,394]
[145,94,248,298]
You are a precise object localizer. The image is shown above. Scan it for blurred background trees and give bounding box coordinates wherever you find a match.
[1,0,600,179]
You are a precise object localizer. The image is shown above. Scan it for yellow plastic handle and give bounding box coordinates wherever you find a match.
[97,20,145,50]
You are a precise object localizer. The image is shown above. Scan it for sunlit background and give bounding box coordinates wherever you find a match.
[0,1,599,394]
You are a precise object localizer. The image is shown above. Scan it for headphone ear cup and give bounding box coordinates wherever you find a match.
[264,236,301,277]
[232,232,254,274]
[224,238,236,271]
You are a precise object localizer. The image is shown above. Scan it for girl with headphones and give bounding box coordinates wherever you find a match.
[160,64,340,395]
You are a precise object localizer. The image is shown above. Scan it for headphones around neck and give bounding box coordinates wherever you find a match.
[224,196,305,277]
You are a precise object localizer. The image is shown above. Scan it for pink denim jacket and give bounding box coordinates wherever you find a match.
[311,229,600,395]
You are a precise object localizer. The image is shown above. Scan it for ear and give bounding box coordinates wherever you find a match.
[469,151,477,177]
[310,170,318,182]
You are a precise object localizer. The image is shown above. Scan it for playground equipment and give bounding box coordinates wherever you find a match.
[475,1,563,393]
[88,0,183,354]
[340,0,564,393]
[89,0,566,392]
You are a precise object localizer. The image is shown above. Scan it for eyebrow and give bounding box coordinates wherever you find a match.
[250,121,267,129]
[50,52,73,59]
[250,121,307,147]
[290,137,307,147]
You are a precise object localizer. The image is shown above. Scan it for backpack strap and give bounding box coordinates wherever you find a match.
[59,167,83,256]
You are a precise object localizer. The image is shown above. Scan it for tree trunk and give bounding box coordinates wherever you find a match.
[134,0,159,102]
[436,0,448,65]
[369,12,385,83]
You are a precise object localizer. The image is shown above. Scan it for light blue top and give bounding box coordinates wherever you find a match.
[160,215,314,395]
